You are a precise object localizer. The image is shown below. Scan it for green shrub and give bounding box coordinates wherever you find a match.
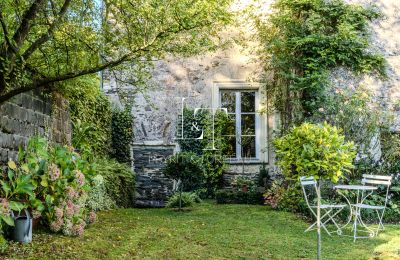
[166,192,202,208]
[62,75,112,158]
[111,107,133,164]
[0,235,8,255]
[215,189,264,205]
[274,122,356,182]
[86,175,116,211]
[176,108,228,197]
[94,158,135,208]
[264,179,308,214]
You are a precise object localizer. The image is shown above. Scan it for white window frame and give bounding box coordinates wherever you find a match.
[212,81,268,163]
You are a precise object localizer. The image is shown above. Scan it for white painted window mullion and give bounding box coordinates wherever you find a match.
[235,92,241,159]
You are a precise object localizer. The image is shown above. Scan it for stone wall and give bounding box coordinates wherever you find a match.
[132,143,176,207]
[0,91,72,164]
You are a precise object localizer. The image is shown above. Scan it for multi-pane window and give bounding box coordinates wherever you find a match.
[220,90,257,159]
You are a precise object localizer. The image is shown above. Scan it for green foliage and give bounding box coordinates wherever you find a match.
[94,158,135,208]
[164,152,204,191]
[86,175,115,211]
[263,179,307,213]
[256,0,387,127]
[215,189,264,205]
[166,192,201,208]
[0,0,233,104]
[176,108,228,196]
[274,122,356,182]
[0,235,7,255]
[111,107,133,164]
[258,162,271,188]
[7,136,97,236]
[62,75,112,158]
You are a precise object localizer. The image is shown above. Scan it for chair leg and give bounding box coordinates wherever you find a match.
[305,209,332,236]
[376,209,385,235]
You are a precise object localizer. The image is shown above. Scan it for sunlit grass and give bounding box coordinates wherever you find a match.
[5,202,400,259]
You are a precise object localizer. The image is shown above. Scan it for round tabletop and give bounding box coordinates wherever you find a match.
[334,185,377,191]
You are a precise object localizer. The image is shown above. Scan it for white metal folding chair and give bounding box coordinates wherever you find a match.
[355,174,392,235]
[300,176,346,236]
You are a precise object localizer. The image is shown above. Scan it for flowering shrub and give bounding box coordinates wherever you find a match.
[14,136,97,237]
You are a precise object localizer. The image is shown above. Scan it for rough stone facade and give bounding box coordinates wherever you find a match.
[132,143,176,207]
[0,91,72,164]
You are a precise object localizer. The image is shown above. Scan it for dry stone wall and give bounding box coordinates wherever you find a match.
[0,91,72,164]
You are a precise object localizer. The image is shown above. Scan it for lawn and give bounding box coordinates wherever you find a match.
[5,202,400,259]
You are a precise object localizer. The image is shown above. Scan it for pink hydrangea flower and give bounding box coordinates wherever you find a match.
[48,163,61,181]
[50,219,63,232]
[0,198,10,216]
[73,204,81,215]
[65,186,76,200]
[62,219,73,236]
[88,211,97,224]
[75,170,85,187]
[55,207,63,219]
[65,201,75,218]
[71,219,86,236]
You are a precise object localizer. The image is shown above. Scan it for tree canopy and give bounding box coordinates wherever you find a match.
[0,0,232,103]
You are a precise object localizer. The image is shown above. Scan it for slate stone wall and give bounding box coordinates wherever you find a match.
[132,143,176,207]
[0,91,72,164]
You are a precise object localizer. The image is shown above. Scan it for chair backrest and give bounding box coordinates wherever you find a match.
[300,176,317,208]
[361,174,392,207]
[361,174,392,186]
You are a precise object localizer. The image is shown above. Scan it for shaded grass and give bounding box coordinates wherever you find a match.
[5,202,400,259]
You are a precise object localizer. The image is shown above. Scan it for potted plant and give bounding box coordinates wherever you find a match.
[273,122,356,260]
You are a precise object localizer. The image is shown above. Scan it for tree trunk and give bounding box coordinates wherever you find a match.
[179,182,182,210]
[317,179,321,260]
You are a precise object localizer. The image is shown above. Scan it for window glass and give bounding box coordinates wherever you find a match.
[221,114,236,136]
[221,91,235,113]
[224,136,236,158]
[241,92,255,112]
[241,114,255,135]
[241,136,256,158]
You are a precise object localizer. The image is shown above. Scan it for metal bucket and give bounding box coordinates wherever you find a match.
[11,209,32,244]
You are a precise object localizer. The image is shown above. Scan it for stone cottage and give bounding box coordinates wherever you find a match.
[102,0,400,206]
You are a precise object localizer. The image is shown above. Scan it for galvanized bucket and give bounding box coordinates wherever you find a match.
[11,209,32,244]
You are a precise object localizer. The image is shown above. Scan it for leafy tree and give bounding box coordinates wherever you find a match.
[273,122,356,259]
[0,0,232,104]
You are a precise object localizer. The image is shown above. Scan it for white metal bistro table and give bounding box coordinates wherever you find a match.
[334,185,378,241]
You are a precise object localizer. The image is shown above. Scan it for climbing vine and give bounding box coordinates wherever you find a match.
[61,75,112,157]
[111,107,133,164]
[256,0,387,128]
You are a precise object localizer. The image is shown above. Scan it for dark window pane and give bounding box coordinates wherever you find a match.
[241,92,255,112]
[221,114,235,136]
[221,91,235,113]
[223,136,236,158]
[241,114,255,135]
[241,136,256,158]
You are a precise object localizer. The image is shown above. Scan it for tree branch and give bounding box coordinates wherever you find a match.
[22,0,72,61]
[12,0,46,49]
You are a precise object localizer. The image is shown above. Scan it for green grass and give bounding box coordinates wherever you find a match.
[5,202,400,259]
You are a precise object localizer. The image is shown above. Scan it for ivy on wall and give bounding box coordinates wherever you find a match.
[61,75,112,157]
[256,0,387,129]
[111,107,133,164]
